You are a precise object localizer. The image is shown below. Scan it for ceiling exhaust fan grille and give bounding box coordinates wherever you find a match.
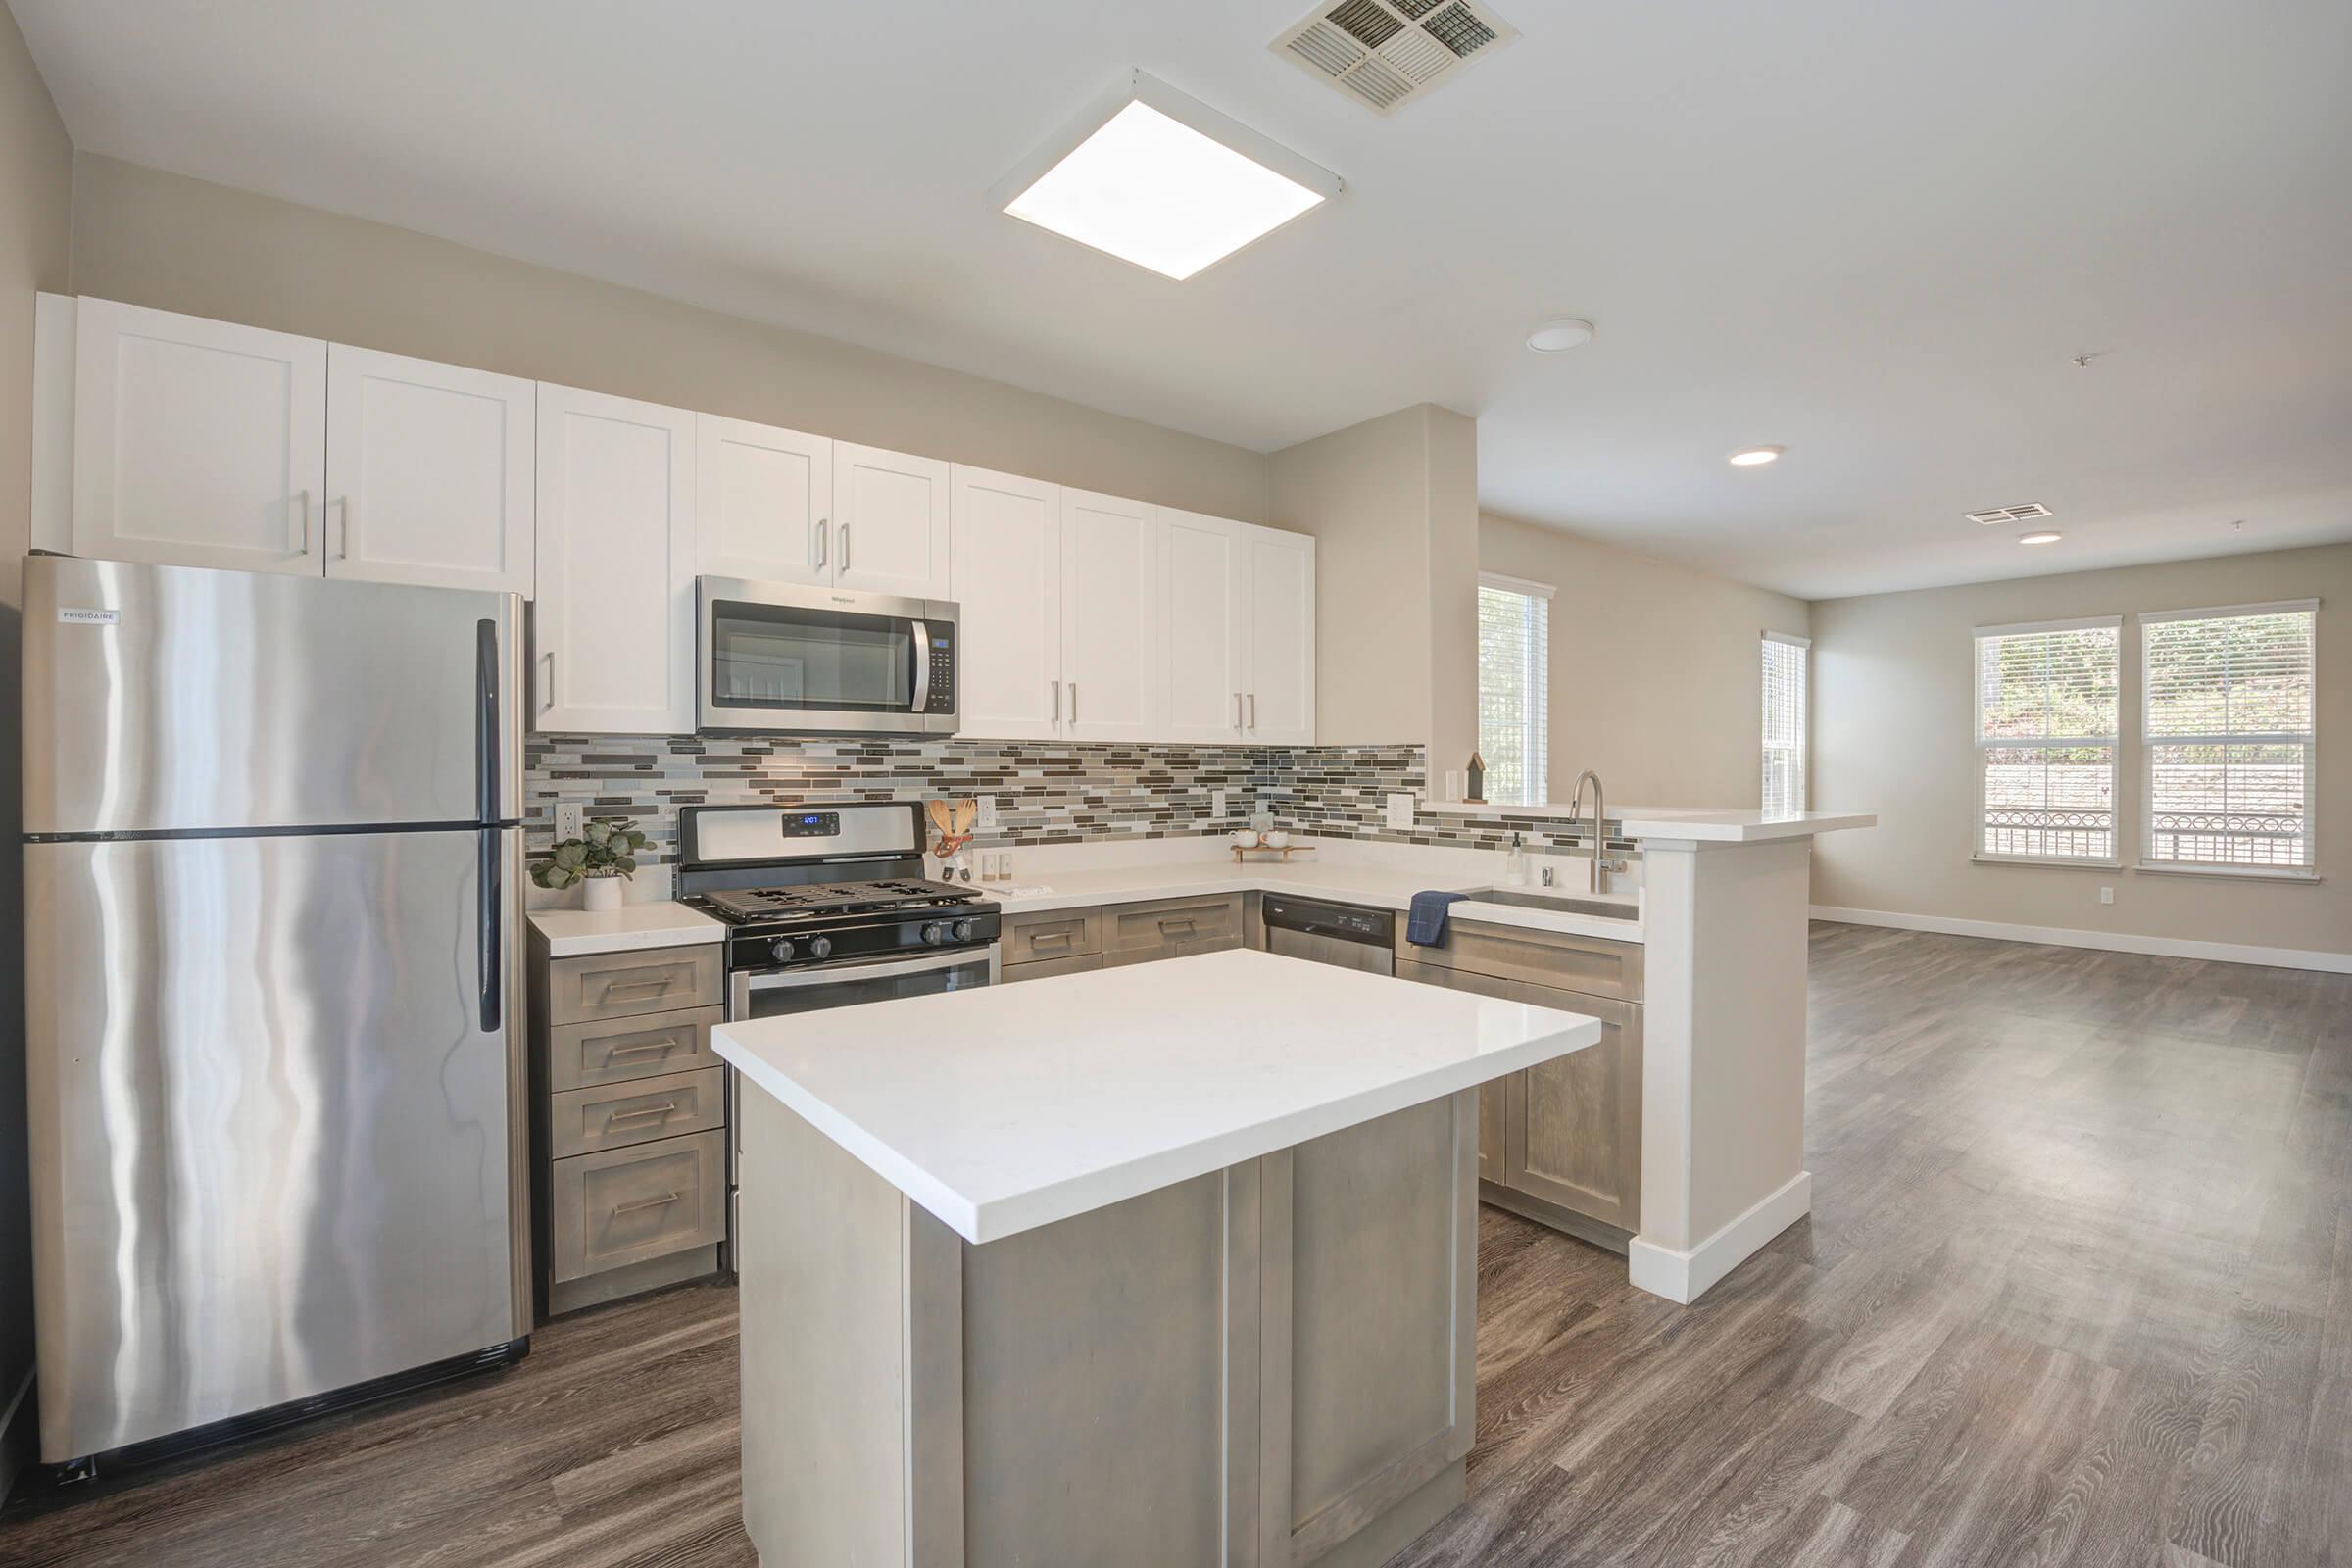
[1273,0,1519,114]
[1967,504,2053,525]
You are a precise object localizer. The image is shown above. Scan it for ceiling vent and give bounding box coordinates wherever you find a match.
[1274,0,1519,115]
[1967,503,2052,525]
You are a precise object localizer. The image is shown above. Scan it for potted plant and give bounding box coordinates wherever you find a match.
[533,815,651,913]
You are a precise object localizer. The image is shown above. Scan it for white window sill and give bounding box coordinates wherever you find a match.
[1970,854,2123,870]
[2132,862,2321,885]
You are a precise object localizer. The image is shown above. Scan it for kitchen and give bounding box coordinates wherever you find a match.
[4,4,2349,1567]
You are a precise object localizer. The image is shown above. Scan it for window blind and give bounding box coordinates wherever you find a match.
[1761,632,1808,814]
[1477,573,1551,806]
[1974,617,2120,862]
[2141,601,2317,871]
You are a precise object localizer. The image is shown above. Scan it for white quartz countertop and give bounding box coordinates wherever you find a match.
[1612,808,1878,842]
[713,948,1601,1245]
[527,902,725,956]
[982,858,1487,915]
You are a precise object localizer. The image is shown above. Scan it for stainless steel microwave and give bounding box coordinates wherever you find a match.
[697,577,958,736]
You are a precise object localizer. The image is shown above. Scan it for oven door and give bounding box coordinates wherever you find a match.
[723,946,998,1272]
[699,576,956,735]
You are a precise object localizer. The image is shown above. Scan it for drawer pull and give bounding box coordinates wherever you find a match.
[1032,929,1074,948]
[604,1102,679,1127]
[612,1191,682,1217]
[600,976,679,999]
[604,1038,679,1060]
[1158,918,1198,935]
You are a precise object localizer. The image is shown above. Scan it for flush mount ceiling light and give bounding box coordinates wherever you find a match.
[1728,446,1784,466]
[1526,318,1595,353]
[991,71,1343,281]
[2018,530,2063,546]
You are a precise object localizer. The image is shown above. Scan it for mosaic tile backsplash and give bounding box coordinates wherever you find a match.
[525,737,1612,868]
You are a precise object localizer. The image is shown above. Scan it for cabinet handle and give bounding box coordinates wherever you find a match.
[539,651,556,713]
[1158,917,1198,935]
[839,522,851,572]
[1070,682,1079,723]
[611,1191,681,1217]
[1051,679,1061,723]
[1032,929,1074,949]
[601,976,678,1000]
[1248,693,1257,731]
[604,1037,681,1060]
[605,1102,679,1127]
[292,489,312,555]
[814,517,827,570]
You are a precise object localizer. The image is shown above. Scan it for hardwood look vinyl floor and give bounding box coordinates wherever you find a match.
[4,924,2346,1568]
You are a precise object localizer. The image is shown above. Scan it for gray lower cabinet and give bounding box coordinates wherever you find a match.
[1001,906,1105,985]
[528,933,730,1315]
[1102,892,1247,967]
[1395,922,1644,1246]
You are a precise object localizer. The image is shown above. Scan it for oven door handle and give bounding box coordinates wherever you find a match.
[909,619,930,714]
[744,947,985,992]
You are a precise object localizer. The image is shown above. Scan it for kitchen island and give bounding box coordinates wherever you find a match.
[713,948,1600,1568]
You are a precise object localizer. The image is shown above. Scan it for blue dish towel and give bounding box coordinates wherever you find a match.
[1405,890,1469,947]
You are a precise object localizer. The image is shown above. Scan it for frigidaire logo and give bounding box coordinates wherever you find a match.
[58,608,120,625]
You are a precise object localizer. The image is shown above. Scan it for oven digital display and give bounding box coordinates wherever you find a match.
[780,812,840,838]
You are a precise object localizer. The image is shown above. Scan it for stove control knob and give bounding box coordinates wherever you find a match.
[807,935,832,960]
[921,922,946,946]
[768,937,795,963]
[951,918,975,943]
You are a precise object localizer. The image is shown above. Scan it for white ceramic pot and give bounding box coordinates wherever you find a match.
[582,876,624,913]
[1264,830,1290,848]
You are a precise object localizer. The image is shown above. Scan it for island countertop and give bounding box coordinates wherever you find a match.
[712,947,1601,1245]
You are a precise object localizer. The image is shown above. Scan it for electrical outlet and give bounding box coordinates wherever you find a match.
[1211,788,1229,818]
[556,803,584,841]
[977,796,999,830]
[2099,886,2115,906]
[1385,792,1416,831]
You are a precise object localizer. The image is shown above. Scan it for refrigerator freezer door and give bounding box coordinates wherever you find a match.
[24,827,528,1460]
[22,555,523,835]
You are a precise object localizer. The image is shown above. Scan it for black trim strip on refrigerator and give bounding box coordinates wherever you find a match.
[24,820,519,844]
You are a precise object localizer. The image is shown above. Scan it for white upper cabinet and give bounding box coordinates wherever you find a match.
[1244,524,1317,745]
[73,297,327,577]
[696,415,832,586]
[534,385,698,734]
[833,442,950,600]
[1059,489,1164,743]
[323,345,535,595]
[950,466,1062,741]
[1160,509,1250,745]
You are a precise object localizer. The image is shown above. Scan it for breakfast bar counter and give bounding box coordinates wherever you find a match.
[713,948,1600,1568]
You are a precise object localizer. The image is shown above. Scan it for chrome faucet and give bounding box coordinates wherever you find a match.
[1568,770,1606,893]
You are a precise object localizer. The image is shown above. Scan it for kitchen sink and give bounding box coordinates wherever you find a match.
[1470,889,1641,920]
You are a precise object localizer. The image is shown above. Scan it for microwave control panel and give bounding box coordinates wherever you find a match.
[923,628,956,715]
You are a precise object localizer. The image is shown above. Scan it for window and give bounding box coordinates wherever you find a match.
[1761,632,1809,814]
[1477,573,1551,805]
[1974,617,2121,862]
[2141,601,2316,872]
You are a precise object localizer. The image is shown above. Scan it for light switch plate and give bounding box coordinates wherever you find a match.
[1211,788,1228,818]
[978,796,1000,830]
[2099,885,2115,905]
[1385,792,1416,831]
[556,803,584,841]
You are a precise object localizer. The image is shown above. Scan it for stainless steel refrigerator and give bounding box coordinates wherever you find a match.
[20,554,529,1466]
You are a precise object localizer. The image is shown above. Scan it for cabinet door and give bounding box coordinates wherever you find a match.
[1159,508,1249,745]
[74,297,327,576]
[1059,489,1163,742]
[696,415,831,586]
[1510,991,1642,1232]
[950,465,1061,739]
[533,385,698,734]
[1245,525,1316,745]
[833,442,950,599]
[323,345,535,594]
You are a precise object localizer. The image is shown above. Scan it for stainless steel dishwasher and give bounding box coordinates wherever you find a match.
[1261,895,1396,974]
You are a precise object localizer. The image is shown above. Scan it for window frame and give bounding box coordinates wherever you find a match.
[1476,570,1553,807]
[1971,614,2124,869]
[1761,630,1809,815]
[2135,598,2318,880]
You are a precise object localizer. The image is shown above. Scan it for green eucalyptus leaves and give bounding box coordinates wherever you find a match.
[531,815,652,890]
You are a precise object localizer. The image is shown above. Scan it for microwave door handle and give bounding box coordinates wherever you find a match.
[909,619,930,713]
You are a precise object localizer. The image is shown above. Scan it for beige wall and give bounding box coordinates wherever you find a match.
[1270,404,1479,753]
[1812,543,2351,960]
[0,1,73,1488]
[1479,514,1811,808]
[67,154,1274,525]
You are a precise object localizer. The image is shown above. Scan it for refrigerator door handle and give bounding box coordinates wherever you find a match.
[476,619,500,825]
[479,828,503,1033]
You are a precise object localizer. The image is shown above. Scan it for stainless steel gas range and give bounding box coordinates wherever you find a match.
[673,802,1001,1253]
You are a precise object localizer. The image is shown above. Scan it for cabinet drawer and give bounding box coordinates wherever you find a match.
[1003,906,1102,964]
[1001,953,1104,984]
[549,1006,721,1091]
[548,1128,726,1283]
[546,946,722,1025]
[1395,916,1643,1003]
[1102,893,1246,965]
[549,1066,726,1158]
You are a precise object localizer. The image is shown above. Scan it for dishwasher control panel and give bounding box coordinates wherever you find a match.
[1262,897,1395,943]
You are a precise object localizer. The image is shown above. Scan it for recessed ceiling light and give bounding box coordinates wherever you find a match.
[1728,446,1784,466]
[1526,318,1595,353]
[2019,530,2063,546]
[991,70,1342,281]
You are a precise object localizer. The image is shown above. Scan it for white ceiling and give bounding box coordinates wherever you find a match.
[14,0,2351,599]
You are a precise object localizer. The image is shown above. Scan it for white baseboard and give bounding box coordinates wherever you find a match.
[1628,1171,1811,1305]
[1809,905,2352,975]
[0,1369,32,1504]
